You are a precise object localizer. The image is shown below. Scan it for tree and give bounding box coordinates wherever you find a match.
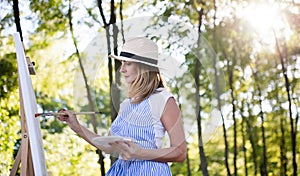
[0,53,20,175]
[67,0,106,174]
[96,0,123,166]
[194,0,209,175]
[274,30,298,176]
[251,58,268,175]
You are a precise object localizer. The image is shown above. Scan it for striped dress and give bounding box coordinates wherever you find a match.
[106,88,173,176]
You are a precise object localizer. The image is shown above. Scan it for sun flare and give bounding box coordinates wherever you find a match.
[244,4,279,34]
[238,2,288,45]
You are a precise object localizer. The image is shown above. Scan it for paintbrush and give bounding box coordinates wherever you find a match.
[35,112,102,118]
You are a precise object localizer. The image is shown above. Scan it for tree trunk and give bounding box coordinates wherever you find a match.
[271,60,288,175]
[217,43,232,176]
[280,113,288,175]
[253,68,268,176]
[68,1,105,175]
[246,102,258,176]
[13,0,23,41]
[212,1,231,175]
[97,0,122,166]
[241,99,248,176]
[186,146,192,176]
[273,30,297,176]
[222,31,237,176]
[241,100,248,176]
[112,26,120,119]
[227,59,237,176]
[195,57,209,176]
[195,3,209,176]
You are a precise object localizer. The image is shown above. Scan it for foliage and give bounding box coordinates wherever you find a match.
[0,53,20,175]
[43,128,101,175]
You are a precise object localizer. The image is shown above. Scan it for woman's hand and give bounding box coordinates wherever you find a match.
[57,109,81,132]
[109,141,142,160]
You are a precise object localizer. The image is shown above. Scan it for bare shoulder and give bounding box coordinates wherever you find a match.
[165,97,179,112]
[161,97,181,128]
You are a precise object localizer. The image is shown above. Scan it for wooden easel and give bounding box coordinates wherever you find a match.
[9,56,36,176]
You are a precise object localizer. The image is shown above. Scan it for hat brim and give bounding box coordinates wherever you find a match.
[109,54,165,69]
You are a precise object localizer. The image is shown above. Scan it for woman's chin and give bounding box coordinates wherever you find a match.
[124,79,133,84]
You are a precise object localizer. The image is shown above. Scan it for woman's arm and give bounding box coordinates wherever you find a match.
[58,110,114,153]
[110,97,187,162]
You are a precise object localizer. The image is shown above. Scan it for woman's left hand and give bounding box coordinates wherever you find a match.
[109,141,142,160]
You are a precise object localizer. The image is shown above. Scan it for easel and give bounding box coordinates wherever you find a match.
[9,43,37,175]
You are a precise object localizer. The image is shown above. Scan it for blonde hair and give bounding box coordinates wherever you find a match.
[128,63,166,103]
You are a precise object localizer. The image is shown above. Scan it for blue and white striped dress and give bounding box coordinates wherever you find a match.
[106,88,173,176]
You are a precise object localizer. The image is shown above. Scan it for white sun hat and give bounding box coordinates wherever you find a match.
[109,37,165,69]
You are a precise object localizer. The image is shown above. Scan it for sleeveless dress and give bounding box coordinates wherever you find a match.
[106,88,173,176]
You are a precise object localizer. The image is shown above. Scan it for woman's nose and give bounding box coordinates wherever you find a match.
[120,62,126,73]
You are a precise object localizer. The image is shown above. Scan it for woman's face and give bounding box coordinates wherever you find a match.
[120,61,138,84]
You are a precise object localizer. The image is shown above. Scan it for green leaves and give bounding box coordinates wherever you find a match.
[0,54,18,99]
[30,0,69,36]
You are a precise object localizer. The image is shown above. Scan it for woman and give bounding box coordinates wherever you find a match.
[58,37,186,175]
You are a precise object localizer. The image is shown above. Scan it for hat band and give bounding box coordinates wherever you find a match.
[120,52,158,65]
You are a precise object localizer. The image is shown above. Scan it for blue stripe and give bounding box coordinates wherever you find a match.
[109,95,171,175]
[106,159,171,176]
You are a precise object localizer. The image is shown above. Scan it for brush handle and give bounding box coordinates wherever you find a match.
[35,112,100,117]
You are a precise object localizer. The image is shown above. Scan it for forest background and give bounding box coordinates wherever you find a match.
[0,0,299,175]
